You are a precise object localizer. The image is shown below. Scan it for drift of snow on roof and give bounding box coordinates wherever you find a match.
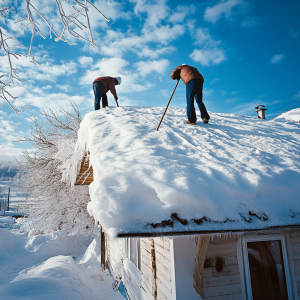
[275,107,300,123]
[64,106,300,237]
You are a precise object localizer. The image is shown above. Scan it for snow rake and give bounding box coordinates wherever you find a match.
[156,78,180,131]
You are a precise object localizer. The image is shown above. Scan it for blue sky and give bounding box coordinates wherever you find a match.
[0,0,299,161]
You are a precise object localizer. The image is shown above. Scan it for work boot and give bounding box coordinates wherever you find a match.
[186,120,196,125]
[202,118,209,124]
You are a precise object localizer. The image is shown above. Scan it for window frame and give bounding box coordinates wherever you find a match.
[125,238,141,270]
[241,235,293,300]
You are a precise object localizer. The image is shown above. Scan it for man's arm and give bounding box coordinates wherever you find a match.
[170,66,182,80]
[108,78,118,99]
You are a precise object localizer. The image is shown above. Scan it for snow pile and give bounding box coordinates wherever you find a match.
[0,228,125,300]
[275,108,300,123]
[66,107,300,235]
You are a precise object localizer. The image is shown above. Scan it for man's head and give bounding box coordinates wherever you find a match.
[115,77,122,85]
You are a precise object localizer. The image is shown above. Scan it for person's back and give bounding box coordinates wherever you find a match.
[171,65,204,85]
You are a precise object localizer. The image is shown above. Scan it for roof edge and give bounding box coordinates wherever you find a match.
[117,224,300,238]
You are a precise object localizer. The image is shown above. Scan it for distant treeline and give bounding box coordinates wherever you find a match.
[0,162,21,181]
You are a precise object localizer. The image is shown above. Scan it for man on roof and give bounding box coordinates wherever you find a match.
[93,76,121,110]
[171,64,210,124]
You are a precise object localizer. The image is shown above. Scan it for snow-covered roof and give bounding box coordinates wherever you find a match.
[65,107,300,237]
[275,107,300,123]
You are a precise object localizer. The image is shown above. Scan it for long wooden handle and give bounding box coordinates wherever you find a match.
[156,79,180,131]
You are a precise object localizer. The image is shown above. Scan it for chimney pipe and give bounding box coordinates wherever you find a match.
[255,105,267,119]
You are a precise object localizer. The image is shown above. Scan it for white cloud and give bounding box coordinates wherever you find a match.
[79,56,93,66]
[80,57,153,94]
[0,55,77,82]
[271,54,284,64]
[1,120,15,132]
[188,27,226,67]
[135,59,169,76]
[190,48,226,66]
[204,0,243,23]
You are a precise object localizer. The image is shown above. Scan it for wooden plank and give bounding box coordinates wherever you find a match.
[203,274,241,288]
[203,267,213,278]
[154,237,170,251]
[212,265,240,277]
[203,283,242,298]
[155,252,171,271]
[154,244,171,262]
[156,277,172,300]
[290,231,300,238]
[207,243,237,257]
[142,238,152,247]
[156,265,171,288]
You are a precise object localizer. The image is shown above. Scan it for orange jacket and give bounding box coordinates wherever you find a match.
[170,65,204,85]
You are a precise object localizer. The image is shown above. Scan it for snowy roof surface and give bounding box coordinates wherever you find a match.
[275,108,300,123]
[67,107,300,237]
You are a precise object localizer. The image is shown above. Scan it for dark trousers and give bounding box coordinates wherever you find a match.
[93,82,108,110]
[186,79,210,123]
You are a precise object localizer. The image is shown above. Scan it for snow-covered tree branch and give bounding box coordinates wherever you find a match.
[16,103,95,235]
[0,0,109,115]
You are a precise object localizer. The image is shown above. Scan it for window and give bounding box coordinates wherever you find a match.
[242,236,292,300]
[125,238,141,270]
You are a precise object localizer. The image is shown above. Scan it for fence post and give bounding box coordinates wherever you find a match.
[7,187,10,211]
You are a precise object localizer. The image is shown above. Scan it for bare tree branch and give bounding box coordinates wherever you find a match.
[1,0,109,115]
[16,103,94,235]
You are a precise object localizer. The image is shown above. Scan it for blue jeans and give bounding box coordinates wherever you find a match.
[186,79,210,123]
[93,82,108,110]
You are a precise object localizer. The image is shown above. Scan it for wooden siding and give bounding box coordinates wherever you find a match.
[289,230,300,298]
[141,237,173,300]
[202,236,243,300]
[74,155,93,185]
[106,233,124,280]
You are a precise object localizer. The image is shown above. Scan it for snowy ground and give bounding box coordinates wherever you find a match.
[0,228,126,300]
[64,107,300,236]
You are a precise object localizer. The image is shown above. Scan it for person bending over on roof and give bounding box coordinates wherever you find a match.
[171,64,210,124]
[93,76,121,110]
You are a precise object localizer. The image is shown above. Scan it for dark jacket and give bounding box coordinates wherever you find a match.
[93,76,118,100]
[170,65,204,85]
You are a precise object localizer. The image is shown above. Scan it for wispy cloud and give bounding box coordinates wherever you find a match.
[241,16,261,28]
[204,0,243,24]
[271,54,284,64]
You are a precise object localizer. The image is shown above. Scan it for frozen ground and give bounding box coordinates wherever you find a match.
[63,107,300,236]
[0,227,125,300]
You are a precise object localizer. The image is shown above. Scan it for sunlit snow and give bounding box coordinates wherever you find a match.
[64,106,300,236]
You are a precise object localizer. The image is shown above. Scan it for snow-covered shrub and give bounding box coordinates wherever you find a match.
[17,104,95,235]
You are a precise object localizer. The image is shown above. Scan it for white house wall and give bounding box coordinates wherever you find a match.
[172,236,201,299]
